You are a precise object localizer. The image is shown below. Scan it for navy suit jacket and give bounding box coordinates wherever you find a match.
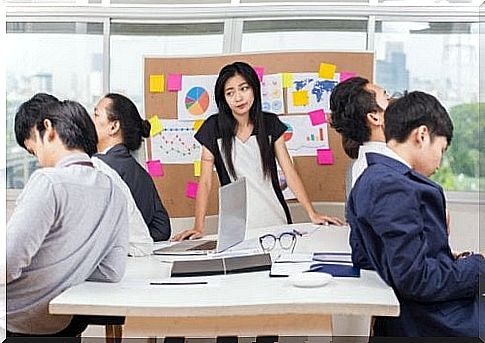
[347,152,484,336]
[95,144,171,241]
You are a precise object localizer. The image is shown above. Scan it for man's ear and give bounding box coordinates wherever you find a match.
[366,111,384,127]
[43,119,56,141]
[108,120,121,136]
[415,125,430,146]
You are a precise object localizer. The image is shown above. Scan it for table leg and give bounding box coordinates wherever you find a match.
[105,324,123,343]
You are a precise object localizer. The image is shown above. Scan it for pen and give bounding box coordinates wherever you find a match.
[149,281,208,285]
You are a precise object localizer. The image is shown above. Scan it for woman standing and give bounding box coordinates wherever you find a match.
[174,62,343,241]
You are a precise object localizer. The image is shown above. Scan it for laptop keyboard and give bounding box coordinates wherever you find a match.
[187,240,217,251]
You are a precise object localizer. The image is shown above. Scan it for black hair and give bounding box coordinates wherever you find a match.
[384,91,453,145]
[14,93,98,156]
[329,77,381,144]
[103,93,151,151]
[214,61,272,180]
[341,136,360,159]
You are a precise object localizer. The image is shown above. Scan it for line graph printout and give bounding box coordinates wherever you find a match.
[178,75,219,121]
[151,119,201,164]
[286,72,339,114]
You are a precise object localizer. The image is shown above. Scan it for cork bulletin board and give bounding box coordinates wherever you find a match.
[144,51,373,217]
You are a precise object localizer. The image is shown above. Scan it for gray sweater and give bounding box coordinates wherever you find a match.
[7,153,129,334]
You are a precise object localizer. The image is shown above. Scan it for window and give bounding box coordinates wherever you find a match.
[6,21,104,189]
[110,22,224,110]
[242,19,368,52]
[375,21,480,191]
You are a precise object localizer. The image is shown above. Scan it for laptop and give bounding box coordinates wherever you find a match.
[153,178,247,255]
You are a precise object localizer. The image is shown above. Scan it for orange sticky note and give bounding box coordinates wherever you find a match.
[317,148,334,165]
[146,160,164,177]
[319,63,336,79]
[192,119,204,132]
[194,160,201,177]
[148,116,163,136]
[185,181,198,199]
[282,73,293,88]
[292,90,309,106]
[149,74,165,93]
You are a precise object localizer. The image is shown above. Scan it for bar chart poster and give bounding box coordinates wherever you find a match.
[178,75,219,121]
[151,119,201,163]
[279,115,329,156]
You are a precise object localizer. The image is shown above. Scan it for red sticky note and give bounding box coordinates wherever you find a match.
[254,66,265,82]
[339,71,357,82]
[185,181,199,199]
[308,109,326,126]
[167,73,182,91]
[317,149,334,165]
[146,160,164,177]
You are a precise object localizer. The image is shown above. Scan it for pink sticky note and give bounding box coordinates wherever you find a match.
[167,73,182,91]
[254,66,265,82]
[308,109,326,126]
[339,71,357,82]
[317,149,334,165]
[146,160,164,177]
[185,181,199,199]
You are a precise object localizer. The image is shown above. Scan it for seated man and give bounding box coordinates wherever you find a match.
[7,94,129,338]
[347,91,484,336]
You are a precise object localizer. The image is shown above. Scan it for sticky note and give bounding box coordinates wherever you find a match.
[148,116,163,136]
[317,149,334,165]
[339,71,357,82]
[308,109,326,126]
[319,63,336,80]
[292,90,309,106]
[194,160,201,177]
[146,160,164,177]
[149,74,165,93]
[167,73,182,91]
[282,73,294,88]
[254,66,265,82]
[192,119,204,132]
[185,181,199,199]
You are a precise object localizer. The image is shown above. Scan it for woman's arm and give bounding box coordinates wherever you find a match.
[172,146,215,241]
[274,136,345,225]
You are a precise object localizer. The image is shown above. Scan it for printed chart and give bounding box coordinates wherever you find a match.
[261,74,284,114]
[280,115,329,156]
[151,119,201,164]
[178,75,219,120]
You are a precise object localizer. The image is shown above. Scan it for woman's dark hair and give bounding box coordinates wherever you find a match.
[329,77,381,144]
[103,93,151,151]
[384,91,453,145]
[214,61,272,179]
[15,94,98,156]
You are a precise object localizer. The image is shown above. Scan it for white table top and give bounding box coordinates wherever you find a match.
[50,223,399,318]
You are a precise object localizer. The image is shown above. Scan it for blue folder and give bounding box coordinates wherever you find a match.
[307,262,360,277]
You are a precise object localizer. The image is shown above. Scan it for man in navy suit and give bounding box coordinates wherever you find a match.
[347,91,484,337]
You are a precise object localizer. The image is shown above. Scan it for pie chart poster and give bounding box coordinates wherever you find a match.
[177,75,219,121]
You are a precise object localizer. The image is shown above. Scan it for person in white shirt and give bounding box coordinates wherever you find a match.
[329,77,392,186]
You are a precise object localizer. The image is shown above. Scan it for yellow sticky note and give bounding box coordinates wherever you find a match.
[148,116,163,136]
[194,160,201,177]
[319,63,336,79]
[292,90,309,106]
[150,74,165,93]
[282,73,293,88]
[192,119,204,132]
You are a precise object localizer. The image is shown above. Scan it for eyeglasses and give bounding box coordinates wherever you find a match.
[259,230,302,253]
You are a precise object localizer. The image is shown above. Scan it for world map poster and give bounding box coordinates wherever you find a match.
[286,72,340,114]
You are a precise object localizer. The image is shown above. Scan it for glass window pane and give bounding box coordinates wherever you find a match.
[111,0,230,4]
[110,22,224,109]
[242,19,367,52]
[6,22,104,189]
[375,21,479,191]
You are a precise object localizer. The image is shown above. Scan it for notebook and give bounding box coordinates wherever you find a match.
[153,178,247,255]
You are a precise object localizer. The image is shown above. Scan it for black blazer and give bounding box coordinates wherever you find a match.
[95,144,171,241]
